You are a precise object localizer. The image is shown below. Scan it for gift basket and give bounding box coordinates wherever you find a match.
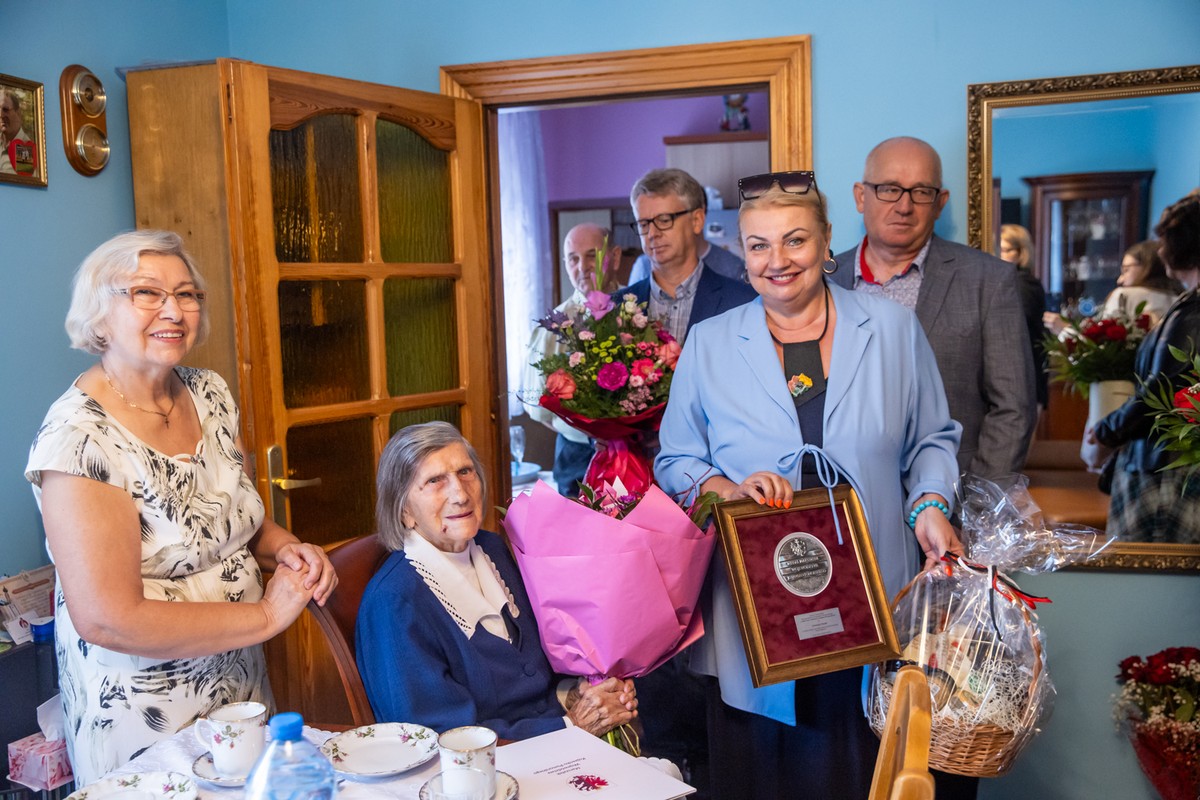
[867,475,1114,777]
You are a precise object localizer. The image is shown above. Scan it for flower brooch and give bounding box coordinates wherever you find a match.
[787,373,814,397]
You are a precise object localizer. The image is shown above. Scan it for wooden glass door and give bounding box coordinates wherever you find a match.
[225,63,496,545]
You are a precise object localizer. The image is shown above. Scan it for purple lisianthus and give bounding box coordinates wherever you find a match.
[596,361,629,391]
[585,290,615,321]
[538,308,570,331]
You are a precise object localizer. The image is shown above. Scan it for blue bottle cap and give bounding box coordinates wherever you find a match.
[30,617,54,644]
[268,712,304,742]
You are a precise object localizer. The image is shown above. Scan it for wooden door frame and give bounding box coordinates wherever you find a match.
[439,36,812,481]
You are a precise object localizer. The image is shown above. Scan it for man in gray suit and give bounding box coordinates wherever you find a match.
[831,136,1036,479]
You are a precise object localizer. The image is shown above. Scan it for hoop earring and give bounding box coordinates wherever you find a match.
[822,258,838,275]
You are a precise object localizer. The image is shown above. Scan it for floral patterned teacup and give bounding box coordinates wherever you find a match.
[193,701,267,777]
[438,726,497,796]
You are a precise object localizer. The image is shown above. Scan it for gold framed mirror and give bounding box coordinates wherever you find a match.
[966,64,1200,572]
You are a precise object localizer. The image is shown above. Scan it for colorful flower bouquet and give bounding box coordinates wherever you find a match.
[1044,307,1152,396]
[531,287,680,498]
[1115,647,1200,800]
[503,480,719,753]
[1145,345,1200,473]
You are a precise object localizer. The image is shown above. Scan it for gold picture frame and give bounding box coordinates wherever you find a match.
[0,73,48,187]
[713,484,899,687]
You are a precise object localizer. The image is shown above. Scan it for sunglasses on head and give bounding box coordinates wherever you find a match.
[737,170,817,201]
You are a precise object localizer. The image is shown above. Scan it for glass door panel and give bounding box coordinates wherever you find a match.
[389,405,461,435]
[279,279,370,408]
[284,419,376,546]
[270,115,364,263]
[383,277,459,395]
[377,119,453,263]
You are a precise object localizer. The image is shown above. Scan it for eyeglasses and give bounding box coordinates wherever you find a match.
[629,207,699,235]
[737,171,816,201]
[114,286,207,311]
[862,182,942,205]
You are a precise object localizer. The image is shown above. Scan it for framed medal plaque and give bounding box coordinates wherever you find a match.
[713,484,899,687]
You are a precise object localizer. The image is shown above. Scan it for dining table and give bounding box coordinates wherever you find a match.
[91,722,691,800]
[101,725,439,800]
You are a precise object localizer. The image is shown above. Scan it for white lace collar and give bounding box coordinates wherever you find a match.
[402,530,519,641]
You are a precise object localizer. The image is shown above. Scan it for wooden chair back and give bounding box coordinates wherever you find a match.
[868,665,936,800]
[306,534,390,727]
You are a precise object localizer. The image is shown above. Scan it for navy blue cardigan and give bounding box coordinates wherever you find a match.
[356,530,566,740]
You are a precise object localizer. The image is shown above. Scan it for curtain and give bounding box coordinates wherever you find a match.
[498,110,553,417]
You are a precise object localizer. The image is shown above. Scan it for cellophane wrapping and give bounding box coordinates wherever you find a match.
[867,474,1115,775]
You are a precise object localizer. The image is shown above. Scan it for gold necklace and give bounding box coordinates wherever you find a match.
[104,371,176,428]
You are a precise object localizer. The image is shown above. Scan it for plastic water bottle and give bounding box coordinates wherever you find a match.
[244,712,337,800]
[31,617,58,702]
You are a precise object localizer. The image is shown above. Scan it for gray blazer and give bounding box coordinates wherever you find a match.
[832,235,1036,478]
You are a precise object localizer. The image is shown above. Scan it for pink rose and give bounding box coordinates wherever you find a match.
[579,330,596,341]
[632,312,649,329]
[568,351,585,367]
[545,369,577,400]
[657,339,682,369]
[619,332,634,344]
[596,362,629,391]
[585,290,615,321]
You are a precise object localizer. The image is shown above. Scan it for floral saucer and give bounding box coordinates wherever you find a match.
[419,770,519,800]
[319,722,438,778]
[189,752,246,788]
[66,771,196,800]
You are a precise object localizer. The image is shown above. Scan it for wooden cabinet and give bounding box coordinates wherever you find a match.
[127,60,496,724]
[1023,170,1154,311]
[664,131,769,207]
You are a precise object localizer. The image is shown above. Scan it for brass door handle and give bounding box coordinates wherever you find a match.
[271,477,323,491]
[266,444,323,526]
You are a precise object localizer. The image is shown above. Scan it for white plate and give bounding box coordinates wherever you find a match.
[320,722,438,778]
[66,771,197,800]
[420,770,519,800]
[511,461,540,485]
[189,752,245,788]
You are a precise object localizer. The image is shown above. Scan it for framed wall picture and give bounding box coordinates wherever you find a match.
[0,73,48,187]
[713,484,899,687]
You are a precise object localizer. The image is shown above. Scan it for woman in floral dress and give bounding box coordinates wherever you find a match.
[25,230,337,784]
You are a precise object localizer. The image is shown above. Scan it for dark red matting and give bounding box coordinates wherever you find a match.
[737,503,879,662]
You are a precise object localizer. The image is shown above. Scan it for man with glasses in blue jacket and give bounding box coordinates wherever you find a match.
[623,168,755,344]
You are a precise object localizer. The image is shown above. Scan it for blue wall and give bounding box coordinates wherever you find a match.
[3,1,1199,797]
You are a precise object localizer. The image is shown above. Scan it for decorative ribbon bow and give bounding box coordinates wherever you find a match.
[940,554,1051,639]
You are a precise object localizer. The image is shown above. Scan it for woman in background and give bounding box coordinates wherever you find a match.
[25,230,337,783]
[1090,193,1200,543]
[1044,239,1181,335]
[999,224,1048,408]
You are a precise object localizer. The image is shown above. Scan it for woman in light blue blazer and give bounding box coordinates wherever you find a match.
[655,172,962,799]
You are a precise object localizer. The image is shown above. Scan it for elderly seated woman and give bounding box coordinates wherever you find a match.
[357,421,637,740]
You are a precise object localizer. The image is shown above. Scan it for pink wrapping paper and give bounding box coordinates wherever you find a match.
[7,732,73,791]
[504,480,715,679]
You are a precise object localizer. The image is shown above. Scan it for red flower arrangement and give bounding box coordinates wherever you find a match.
[1145,346,1200,473]
[1115,647,1200,800]
[532,287,679,497]
[1044,307,1152,395]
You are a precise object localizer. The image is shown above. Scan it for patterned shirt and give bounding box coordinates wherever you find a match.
[649,261,705,343]
[850,236,933,311]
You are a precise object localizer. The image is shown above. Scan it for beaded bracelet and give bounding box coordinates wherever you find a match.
[908,499,951,528]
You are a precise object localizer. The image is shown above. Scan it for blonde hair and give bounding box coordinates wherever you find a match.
[1000,224,1033,269]
[738,184,831,238]
[65,230,209,355]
